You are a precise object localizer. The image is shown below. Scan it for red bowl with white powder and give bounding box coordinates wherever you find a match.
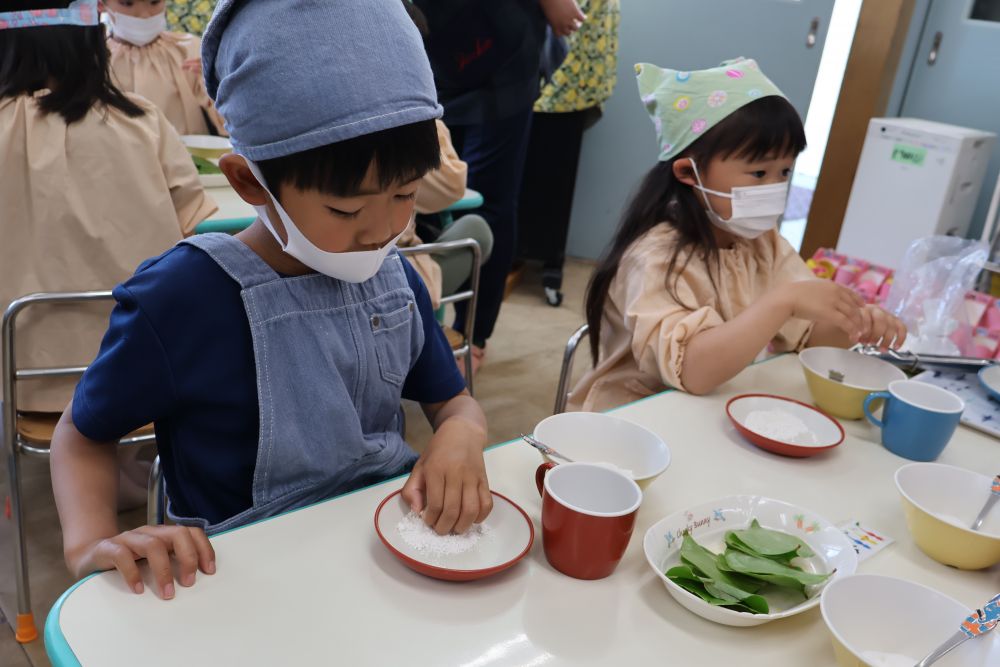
[374,489,534,582]
[726,394,845,458]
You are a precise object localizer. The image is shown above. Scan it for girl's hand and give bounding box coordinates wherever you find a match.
[69,526,215,599]
[781,280,866,342]
[182,58,202,74]
[401,417,492,535]
[859,304,907,350]
[540,0,585,37]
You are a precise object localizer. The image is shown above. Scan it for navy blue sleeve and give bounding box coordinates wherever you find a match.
[73,280,176,442]
[400,259,467,403]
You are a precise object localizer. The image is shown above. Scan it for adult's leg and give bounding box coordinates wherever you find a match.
[517,110,588,305]
[434,214,494,298]
[450,108,534,348]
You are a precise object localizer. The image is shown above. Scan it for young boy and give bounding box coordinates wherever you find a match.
[51,0,492,600]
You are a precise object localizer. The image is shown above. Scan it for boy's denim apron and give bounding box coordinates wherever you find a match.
[170,233,422,534]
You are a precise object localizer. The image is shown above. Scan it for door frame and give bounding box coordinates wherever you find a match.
[800,0,918,258]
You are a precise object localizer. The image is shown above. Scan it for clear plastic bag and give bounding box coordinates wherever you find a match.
[884,236,988,355]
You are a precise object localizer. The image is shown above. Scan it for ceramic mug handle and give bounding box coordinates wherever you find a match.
[535,462,557,496]
[864,391,891,428]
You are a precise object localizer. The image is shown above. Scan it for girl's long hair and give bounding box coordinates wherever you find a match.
[0,1,144,124]
[585,95,806,365]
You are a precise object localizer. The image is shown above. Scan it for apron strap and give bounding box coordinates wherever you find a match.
[181,233,280,290]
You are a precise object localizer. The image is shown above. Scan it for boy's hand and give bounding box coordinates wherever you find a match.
[780,280,866,343]
[540,0,585,37]
[401,417,492,536]
[70,526,215,600]
[859,304,907,350]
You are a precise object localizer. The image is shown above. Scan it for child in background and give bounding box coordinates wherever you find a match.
[398,0,494,309]
[570,59,906,412]
[0,0,215,503]
[51,0,492,600]
[103,0,225,136]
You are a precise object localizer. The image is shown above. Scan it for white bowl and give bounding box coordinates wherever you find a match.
[533,412,670,487]
[643,495,857,627]
[821,574,1000,666]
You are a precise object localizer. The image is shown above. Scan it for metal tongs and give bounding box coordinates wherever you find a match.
[854,345,998,374]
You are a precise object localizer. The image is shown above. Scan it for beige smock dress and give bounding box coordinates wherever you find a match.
[108,32,227,136]
[569,225,816,412]
[0,91,216,412]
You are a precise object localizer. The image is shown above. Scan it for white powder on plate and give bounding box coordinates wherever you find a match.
[860,651,916,667]
[396,512,491,556]
[744,409,816,444]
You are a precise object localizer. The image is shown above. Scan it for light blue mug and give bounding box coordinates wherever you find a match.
[863,380,964,461]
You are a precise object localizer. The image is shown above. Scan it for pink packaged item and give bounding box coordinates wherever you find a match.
[810,249,847,280]
[855,264,891,304]
[969,327,1000,359]
[834,263,864,287]
[985,298,1000,330]
[963,292,993,329]
[876,274,894,304]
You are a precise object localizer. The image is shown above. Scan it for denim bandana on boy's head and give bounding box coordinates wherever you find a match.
[0,0,98,29]
[635,58,787,162]
[201,0,443,161]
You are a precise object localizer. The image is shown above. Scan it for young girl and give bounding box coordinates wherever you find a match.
[570,59,906,412]
[103,0,226,136]
[0,0,215,502]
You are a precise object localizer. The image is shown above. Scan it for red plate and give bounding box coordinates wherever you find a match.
[726,394,845,458]
[374,489,534,582]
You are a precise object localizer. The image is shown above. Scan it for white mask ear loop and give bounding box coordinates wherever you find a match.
[688,158,729,220]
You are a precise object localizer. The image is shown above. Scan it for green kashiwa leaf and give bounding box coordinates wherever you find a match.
[727,519,815,558]
[723,549,831,587]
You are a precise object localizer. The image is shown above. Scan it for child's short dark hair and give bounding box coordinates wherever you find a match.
[258,119,440,198]
[0,0,145,124]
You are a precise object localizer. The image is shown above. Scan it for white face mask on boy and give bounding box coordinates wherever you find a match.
[689,159,789,239]
[244,159,402,283]
[107,11,166,46]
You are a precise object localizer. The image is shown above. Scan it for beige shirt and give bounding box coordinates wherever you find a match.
[0,91,217,412]
[569,226,816,412]
[400,121,469,308]
[108,32,227,137]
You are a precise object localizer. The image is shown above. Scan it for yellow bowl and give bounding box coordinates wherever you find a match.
[895,463,1000,570]
[799,347,906,420]
[822,574,1000,666]
[181,134,232,160]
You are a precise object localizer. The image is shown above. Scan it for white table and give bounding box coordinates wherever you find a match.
[44,355,1000,666]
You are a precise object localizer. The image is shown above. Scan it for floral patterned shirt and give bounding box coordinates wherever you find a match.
[166,0,216,36]
[534,0,620,113]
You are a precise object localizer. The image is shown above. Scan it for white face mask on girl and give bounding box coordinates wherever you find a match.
[244,158,402,283]
[689,159,789,239]
[107,11,166,46]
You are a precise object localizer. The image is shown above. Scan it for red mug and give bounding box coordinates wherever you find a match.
[535,462,642,580]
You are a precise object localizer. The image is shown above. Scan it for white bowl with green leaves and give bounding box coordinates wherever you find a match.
[643,495,858,627]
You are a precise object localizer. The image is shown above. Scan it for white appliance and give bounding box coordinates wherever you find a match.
[836,117,996,268]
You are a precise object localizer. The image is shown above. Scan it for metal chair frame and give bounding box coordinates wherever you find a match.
[398,238,482,396]
[553,324,590,415]
[3,291,157,643]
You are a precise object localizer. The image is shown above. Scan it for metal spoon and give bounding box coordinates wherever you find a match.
[971,475,1000,531]
[913,594,999,667]
[520,433,574,463]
